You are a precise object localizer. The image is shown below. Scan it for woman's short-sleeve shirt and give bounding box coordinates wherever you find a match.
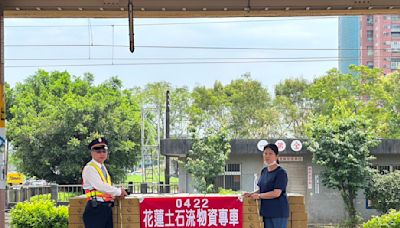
[257,166,289,218]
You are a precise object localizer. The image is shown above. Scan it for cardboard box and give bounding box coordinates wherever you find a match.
[68,214,83,224]
[119,198,140,207]
[243,213,262,222]
[119,206,140,214]
[118,214,141,224]
[69,206,85,215]
[243,221,263,228]
[292,220,308,228]
[68,224,85,228]
[243,205,258,213]
[113,223,141,228]
[288,194,305,205]
[290,203,305,212]
[291,212,308,221]
[243,198,258,206]
[69,197,86,207]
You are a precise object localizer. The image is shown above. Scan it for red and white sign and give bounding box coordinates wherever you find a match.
[140,196,243,228]
[307,166,313,190]
[275,140,286,152]
[291,140,303,152]
[279,156,303,162]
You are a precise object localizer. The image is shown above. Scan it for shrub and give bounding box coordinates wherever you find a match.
[10,199,68,228]
[366,171,400,213]
[363,210,400,228]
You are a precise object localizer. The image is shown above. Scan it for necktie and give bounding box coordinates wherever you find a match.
[101,165,108,180]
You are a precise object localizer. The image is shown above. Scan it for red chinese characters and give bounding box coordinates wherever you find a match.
[140,196,243,228]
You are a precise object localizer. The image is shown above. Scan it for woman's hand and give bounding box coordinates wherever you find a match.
[243,192,252,198]
[251,193,261,200]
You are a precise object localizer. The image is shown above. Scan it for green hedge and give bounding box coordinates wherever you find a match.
[363,210,400,228]
[10,198,68,228]
[29,192,79,202]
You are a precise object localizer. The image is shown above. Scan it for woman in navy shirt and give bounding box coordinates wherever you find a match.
[244,143,289,228]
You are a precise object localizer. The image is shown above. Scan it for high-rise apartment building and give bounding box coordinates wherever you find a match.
[360,15,400,74]
[338,16,360,74]
[339,15,400,74]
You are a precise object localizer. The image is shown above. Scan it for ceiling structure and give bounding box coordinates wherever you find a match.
[3,0,400,18]
[2,1,400,228]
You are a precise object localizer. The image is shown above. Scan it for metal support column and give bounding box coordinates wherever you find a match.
[165,91,170,193]
[0,6,6,228]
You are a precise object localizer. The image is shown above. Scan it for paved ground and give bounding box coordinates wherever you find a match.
[5,212,10,228]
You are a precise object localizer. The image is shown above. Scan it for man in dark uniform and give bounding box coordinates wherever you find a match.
[82,137,128,228]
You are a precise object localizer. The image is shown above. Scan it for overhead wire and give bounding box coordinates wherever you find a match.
[4,44,395,51]
[5,57,349,61]
[4,58,360,68]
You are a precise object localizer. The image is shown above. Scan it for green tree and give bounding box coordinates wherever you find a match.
[189,81,228,131]
[306,104,379,227]
[380,71,400,138]
[133,82,191,137]
[274,78,311,137]
[184,128,231,193]
[366,171,400,213]
[306,66,393,138]
[189,74,278,138]
[169,87,191,137]
[224,74,276,138]
[7,70,141,184]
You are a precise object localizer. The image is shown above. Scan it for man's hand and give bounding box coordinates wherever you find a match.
[119,188,128,199]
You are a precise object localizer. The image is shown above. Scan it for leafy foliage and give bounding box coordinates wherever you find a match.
[29,192,80,202]
[363,210,400,228]
[10,198,68,228]
[306,66,397,138]
[306,108,379,227]
[366,171,400,213]
[184,128,231,193]
[189,74,277,138]
[274,78,311,137]
[218,188,240,195]
[7,70,141,183]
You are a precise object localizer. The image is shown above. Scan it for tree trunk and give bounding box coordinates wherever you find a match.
[340,188,357,228]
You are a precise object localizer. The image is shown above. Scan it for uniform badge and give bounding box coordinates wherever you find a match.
[98,138,102,143]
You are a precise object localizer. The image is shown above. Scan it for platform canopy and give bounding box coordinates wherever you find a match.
[3,0,400,18]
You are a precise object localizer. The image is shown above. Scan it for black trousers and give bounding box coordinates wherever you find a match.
[83,201,113,228]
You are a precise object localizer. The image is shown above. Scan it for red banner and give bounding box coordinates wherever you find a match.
[140,196,243,228]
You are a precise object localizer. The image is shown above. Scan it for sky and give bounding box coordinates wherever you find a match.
[5,17,338,93]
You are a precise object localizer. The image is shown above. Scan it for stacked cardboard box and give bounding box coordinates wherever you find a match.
[68,194,307,228]
[243,194,307,228]
[243,197,264,228]
[68,196,140,228]
[113,197,141,228]
[288,193,307,228]
[68,196,86,228]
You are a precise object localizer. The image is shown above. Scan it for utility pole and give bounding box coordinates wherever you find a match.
[0,5,6,228]
[165,90,170,193]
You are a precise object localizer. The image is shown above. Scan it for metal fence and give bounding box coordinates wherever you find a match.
[6,182,179,207]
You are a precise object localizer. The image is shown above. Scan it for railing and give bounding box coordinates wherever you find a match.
[122,182,179,195]
[6,182,179,207]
